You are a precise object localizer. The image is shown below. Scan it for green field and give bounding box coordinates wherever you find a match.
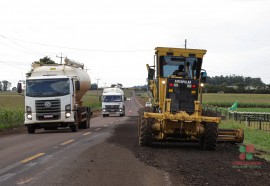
[203,93,270,108]
[0,92,24,130]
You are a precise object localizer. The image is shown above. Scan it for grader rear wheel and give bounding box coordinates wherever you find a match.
[200,123,218,150]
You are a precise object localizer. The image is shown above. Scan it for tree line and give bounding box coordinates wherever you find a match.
[0,81,12,91]
[205,75,270,93]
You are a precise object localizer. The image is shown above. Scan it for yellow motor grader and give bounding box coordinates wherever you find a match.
[138,47,244,150]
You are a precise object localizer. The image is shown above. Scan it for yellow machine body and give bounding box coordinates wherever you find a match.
[138,47,244,149]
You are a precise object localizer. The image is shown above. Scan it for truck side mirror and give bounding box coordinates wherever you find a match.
[201,71,207,83]
[17,82,22,93]
[148,68,155,80]
[75,81,80,91]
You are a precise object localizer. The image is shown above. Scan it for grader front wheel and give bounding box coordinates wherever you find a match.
[200,123,218,150]
[139,117,153,147]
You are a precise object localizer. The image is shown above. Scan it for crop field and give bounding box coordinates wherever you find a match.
[0,92,24,130]
[203,93,270,108]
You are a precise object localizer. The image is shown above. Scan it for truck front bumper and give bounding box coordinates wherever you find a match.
[24,111,75,125]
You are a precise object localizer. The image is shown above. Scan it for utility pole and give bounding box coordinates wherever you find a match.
[184,39,187,49]
[96,78,101,98]
[56,53,65,64]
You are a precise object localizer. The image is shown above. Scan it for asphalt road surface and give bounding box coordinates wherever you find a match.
[0,94,270,186]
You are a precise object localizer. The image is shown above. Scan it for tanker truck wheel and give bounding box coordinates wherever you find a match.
[27,125,36,134]
[200,123,218,150]
[139,117,153,146]
[70,124,78,132]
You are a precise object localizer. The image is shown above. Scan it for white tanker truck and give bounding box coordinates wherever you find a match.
[102,87,125,117]
[17,58,92,133]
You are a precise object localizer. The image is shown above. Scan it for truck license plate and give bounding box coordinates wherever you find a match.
[44,115,53,118]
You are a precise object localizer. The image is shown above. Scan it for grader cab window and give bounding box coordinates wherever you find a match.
[160,56,201,79]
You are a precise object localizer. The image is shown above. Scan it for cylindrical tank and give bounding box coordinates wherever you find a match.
[30,65,91,102]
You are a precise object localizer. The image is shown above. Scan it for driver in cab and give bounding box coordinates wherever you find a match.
[173,64,188,77]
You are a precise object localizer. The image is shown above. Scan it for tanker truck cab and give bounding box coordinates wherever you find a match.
[25,76,74,122]
[18,58,92,134]
[102,87,125,117]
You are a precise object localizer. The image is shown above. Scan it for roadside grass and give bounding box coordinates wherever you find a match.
[220,120,270,161]
[82,90,102,109]
[0,92,24,131]
[0,108,24,131]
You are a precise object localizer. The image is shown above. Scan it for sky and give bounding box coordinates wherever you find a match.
[0,0,270,88]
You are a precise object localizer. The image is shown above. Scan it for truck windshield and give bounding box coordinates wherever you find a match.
[103,95,122,102]
[160,56,200,78]
[26,78,70,97]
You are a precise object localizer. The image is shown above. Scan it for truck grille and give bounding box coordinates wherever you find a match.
[105,105,120,109]
[35,99,61,120]
[105,105,120,112]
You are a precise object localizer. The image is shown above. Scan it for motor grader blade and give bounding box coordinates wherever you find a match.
[218,129,244,143]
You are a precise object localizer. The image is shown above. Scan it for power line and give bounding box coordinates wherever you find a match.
[0,34,153,53]
[0,60,29,70]
[0,35,56,57]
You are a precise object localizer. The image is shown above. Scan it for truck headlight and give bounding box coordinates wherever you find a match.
[65,104,71,118]
[119,109,122,112]
[103,109,106,112]
[65,112,71,118]
[26,106,32,120]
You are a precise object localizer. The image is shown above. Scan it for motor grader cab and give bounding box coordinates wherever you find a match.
[138,47,244,150]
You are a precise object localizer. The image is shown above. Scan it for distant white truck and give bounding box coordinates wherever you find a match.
[17,58,92,133]
[102,87,125,117]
